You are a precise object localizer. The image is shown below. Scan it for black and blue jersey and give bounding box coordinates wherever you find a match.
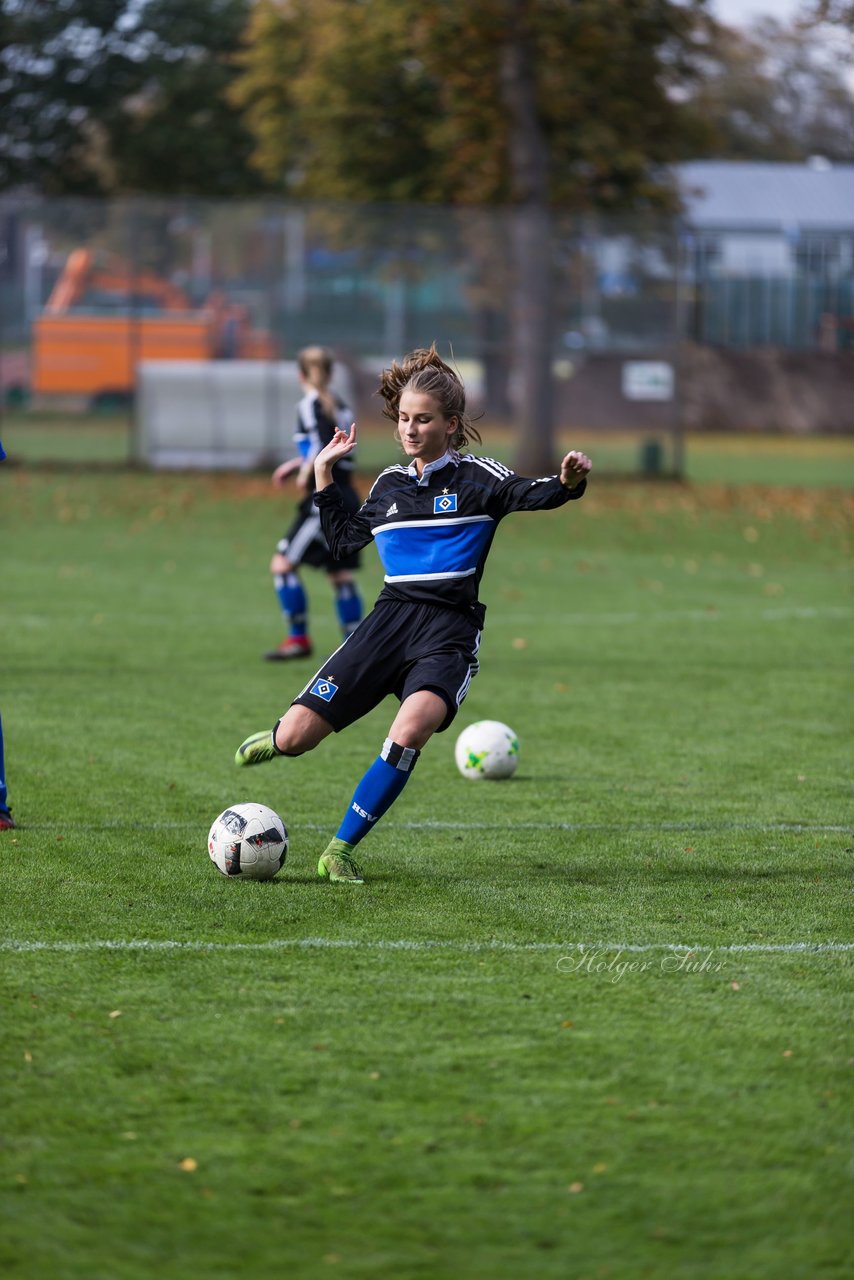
[314,449,586,622]
[295,390,355,492]
[275,390,361,570]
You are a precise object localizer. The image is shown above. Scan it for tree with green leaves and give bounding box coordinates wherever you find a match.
[0,0,267,195]
[233,0,712,208]
[232,0,713,469]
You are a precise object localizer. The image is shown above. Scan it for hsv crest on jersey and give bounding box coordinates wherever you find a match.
[434,493,457,514]
[310,677,339,702]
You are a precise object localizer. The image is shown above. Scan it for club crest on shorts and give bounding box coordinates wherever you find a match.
[310,677,338,702]
[434,493,457,514]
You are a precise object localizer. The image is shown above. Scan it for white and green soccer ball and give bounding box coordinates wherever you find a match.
[455,720,520,780]
[208,802,288,880]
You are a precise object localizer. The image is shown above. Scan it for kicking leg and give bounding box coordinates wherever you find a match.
[235,704,333,766]
[318,690,447,883]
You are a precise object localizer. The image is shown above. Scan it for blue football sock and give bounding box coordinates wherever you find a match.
[335,739,420,846]
[0,712,7,812]
[334,580,363,636]
[274,571,308,638]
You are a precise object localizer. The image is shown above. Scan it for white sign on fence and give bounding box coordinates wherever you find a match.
[621,361,674,402]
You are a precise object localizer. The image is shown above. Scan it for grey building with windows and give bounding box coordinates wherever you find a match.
[677,160,854,349]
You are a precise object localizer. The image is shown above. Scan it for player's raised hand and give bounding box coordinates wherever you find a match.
[314,424,357,488]
[315,424,357,467]
[559,450,592,490]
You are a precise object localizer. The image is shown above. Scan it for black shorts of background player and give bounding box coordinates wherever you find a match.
[264,346,363,661]
[237,344,592,883]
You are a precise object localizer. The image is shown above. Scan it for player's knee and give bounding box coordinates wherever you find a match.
[273,708,329,756]
[391,691,449,748]
[273,720,308,756]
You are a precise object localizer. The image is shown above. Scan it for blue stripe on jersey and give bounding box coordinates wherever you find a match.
[374,516,494,582]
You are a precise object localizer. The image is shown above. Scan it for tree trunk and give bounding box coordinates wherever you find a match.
[509,203,554,472]
[501,1,556,475]
[475,301,512,419]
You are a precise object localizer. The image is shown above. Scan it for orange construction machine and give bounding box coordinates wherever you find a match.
[32,248,276,398]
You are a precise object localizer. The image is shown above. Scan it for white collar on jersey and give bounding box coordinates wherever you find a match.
[407,450,461,487]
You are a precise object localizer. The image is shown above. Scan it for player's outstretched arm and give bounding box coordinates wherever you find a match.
[314,424,357,489]
[560,450,592,490]
[271,458,302,486]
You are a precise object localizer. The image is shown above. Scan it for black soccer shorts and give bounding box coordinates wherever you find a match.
[277,489,361,572]
[291,598,481,733]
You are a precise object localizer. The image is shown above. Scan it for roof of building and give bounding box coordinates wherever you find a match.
[677,161,854,231]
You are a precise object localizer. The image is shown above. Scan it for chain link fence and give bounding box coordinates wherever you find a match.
[1,195,851,472]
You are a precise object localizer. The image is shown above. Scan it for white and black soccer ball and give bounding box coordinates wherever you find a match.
[455,720,520,780]
[208,803,288,880]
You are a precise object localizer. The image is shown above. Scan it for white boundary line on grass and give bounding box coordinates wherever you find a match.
[21,821,853,834]
[2,938,851,955]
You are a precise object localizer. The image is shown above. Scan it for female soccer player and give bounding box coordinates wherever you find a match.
[236,345,591,882]
[263,345,363,661]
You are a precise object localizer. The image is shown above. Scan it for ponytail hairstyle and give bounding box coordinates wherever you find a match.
[298,345,338,421]
[378,343,481,453]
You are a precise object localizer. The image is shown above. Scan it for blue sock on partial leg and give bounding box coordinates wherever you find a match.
[334,580,363,637]
[274,571,308,638]
[335,739,421,847]
[0,712,8,814]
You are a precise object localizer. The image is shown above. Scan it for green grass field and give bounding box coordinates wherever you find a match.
[4,406,854,487]
[1,447,852,1278]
